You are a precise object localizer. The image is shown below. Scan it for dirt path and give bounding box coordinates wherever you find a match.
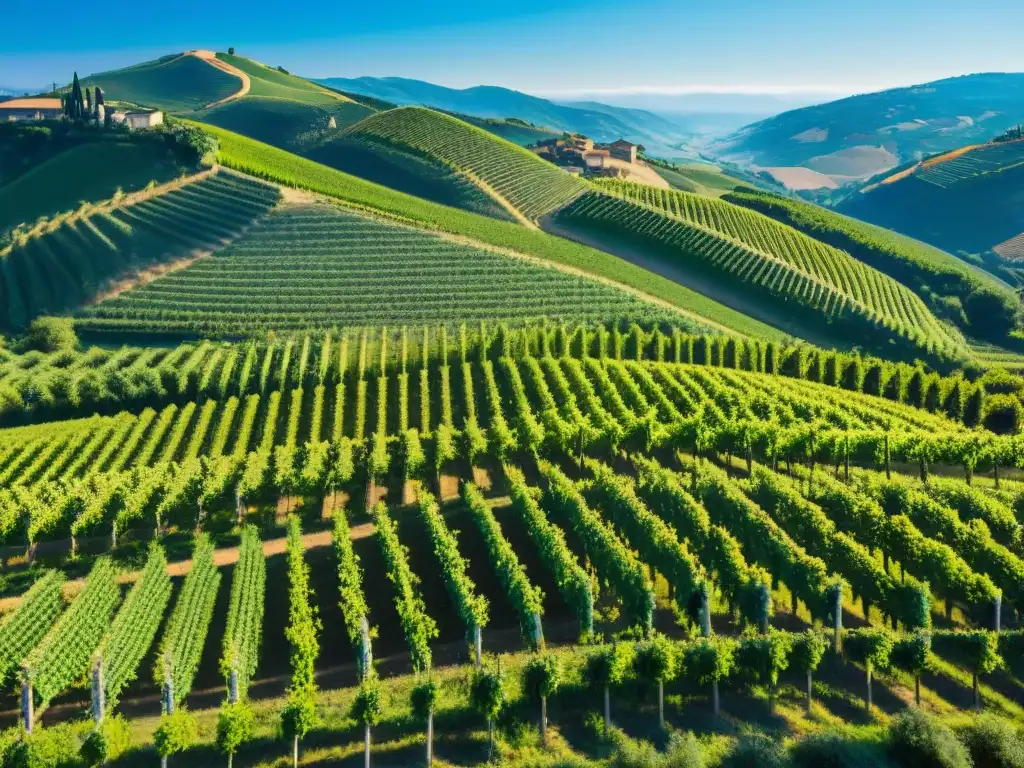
[603,157,669,189]
[0,526,347,612]
[186,49,251,109]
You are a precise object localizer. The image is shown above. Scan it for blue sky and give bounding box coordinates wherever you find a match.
[3,0,1023,95]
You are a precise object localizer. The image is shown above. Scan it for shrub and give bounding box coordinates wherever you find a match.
[26,317,77,353]
[722,733,788,768]
[955,714,1024,768]
[154,710,199,758]
[217,701,255,760]
[790,730,889,768]
[981,394,1024,434]
[6,723,86,768]
[609,727,705,768]
[887,709,971,768]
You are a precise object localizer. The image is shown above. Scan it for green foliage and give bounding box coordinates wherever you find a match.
[735,632,792,689]
[955,714,1024,768]
[6,722,85,768]
[887,709,971,768]
[608,728,706,768]
[283,516,321,740]
[26,318,77,354]
[632,635,677,686]
[723,734,789,768]
[789,730,890,768]
[410,678,439,721]
[0,571,64,687]
[220,525,266,697]
[79,716,131,767]
[788,630,828,675]
[523,654,561,701]
[154,710,199,758]
[586,644,634,689]
[351,675,384,726]
[216,701,255,757]
[469,665,506,721]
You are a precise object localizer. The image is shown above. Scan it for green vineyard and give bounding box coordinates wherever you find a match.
[917,141,1024,188]
[79,202,695,334]
[0,323,1023,762]
[556,187,964,358]
[343,107,589,221]
[0,170,280,331]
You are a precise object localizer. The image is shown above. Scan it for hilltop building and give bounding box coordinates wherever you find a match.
[110,109,164,129]
[0,98,63,121]
[531,133,641,178]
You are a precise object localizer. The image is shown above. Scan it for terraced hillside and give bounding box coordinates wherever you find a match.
[839,143,1024,271]
[0,141,186,237]
[0,170,279,330]
[555,184,964,359]
[342,107,589,222]
[722,187,1019,342]
[82,53,242,111]
[197,122,786,340]
[916,140,1024,188]
[80,202,696,335]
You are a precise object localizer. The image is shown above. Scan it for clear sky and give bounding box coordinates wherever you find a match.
[3,0,1023,95]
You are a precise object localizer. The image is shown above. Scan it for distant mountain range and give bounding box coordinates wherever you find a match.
[316,76,697,156]
[707,72,1024,187]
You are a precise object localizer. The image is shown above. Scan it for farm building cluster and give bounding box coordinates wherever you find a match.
[0,85,163,130]
[531,134,640,177]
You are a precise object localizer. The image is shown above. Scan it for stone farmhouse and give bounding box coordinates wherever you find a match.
[531,133,640,177]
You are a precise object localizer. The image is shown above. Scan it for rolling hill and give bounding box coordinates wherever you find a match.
[551,180,965,359]
[316,75,693,156]
[838,139,1024,279]
[339,107,590,223]
[0,170,279,330]
[723,187,1020,341]
[81,52,243,111]
[0,140,186,238]
[710,73,1024,189]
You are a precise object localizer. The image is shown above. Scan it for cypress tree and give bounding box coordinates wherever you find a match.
[723,338,739,368]
[841,356,864,392]
[963,385,984,427]
[943,378,966,422]
[764,342,778,374]
[906,368,926,408]
[823,353,840,387]
[70,72,83,120]
[923,375,941,412]
[882,366,903,402]
[862,362,883,396]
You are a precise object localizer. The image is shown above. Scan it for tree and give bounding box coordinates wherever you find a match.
[788,631,827,711]
[411,677,439,765]
[963,386,984,428]
[585,643,633,734]
[216,701,254,768]
[632,635,677,729]
[681,638,734,716]
[981,394,1024,435]
[27,317,77,353]
[736,632,792,716]
[891,633,933,706]
[155,710,198,768]
[351,675,383,768]
[228,47,236,55]
[523,654,560,745]
[470,664,505,762]
[844,628,894,713]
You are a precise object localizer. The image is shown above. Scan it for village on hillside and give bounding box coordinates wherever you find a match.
[530,133,638,175]
[0,73,163,129]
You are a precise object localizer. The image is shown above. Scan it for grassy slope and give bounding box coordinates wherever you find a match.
[194,121,787,340]
[839,165,1024,258]
[193,96,374,152]
[656,162,745,197]
[342,106,590,221]
[0,142,184,235]
[215,53,347,104]
[82,55,240,112]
